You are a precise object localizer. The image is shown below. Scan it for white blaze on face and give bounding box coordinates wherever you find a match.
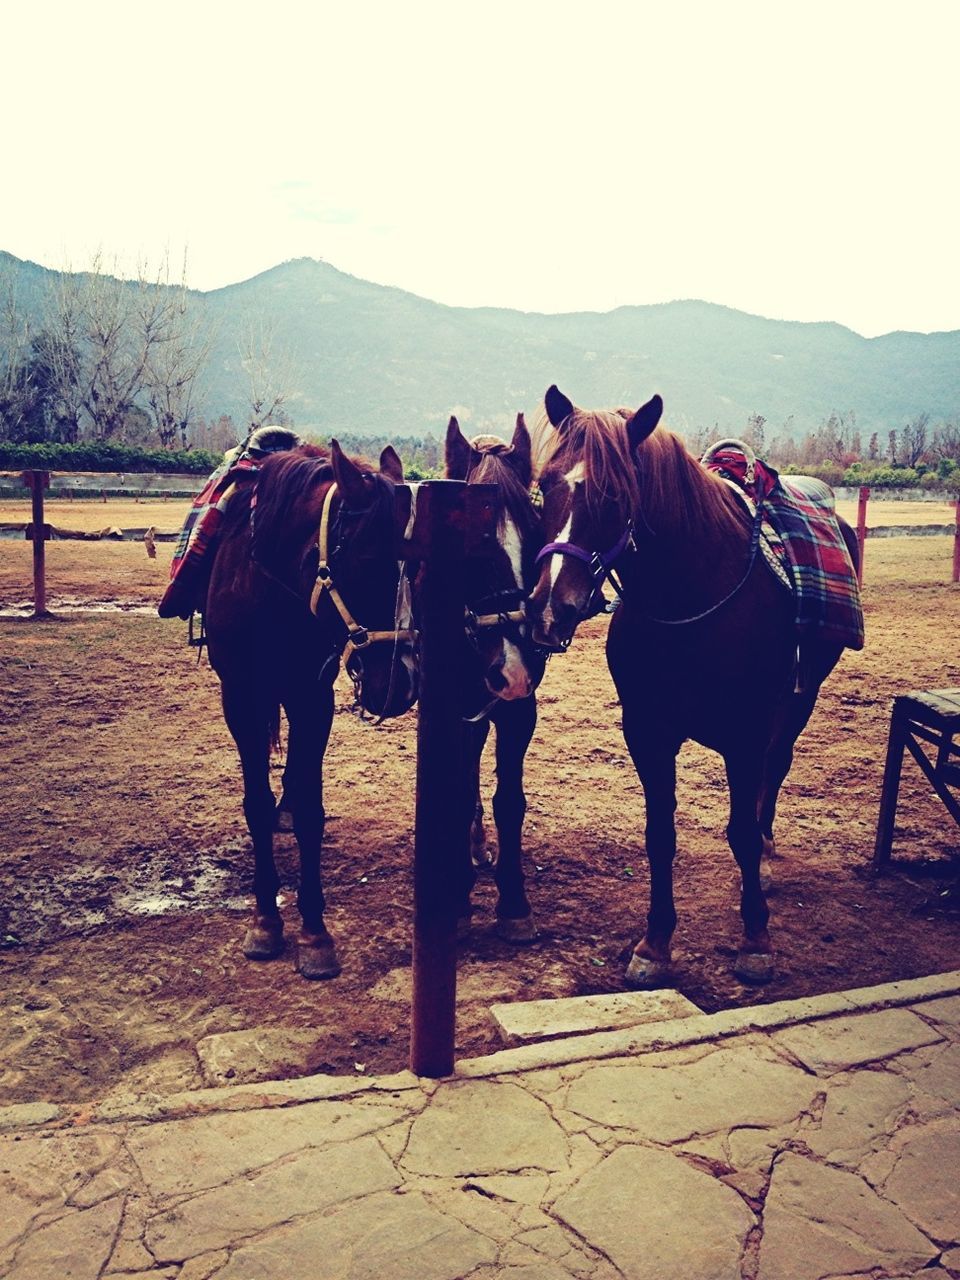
[539,475,576,634]
[492,512,532,700]
[395,564,417,696]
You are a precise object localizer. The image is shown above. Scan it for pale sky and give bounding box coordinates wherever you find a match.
[4,0,958,336]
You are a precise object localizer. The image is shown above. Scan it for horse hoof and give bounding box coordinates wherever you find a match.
[242,917,284,960]
[625,953,673,988]
[297,936,341,980]
[734,951,774,984]
[496,915,539,944]
[759,864,774,894]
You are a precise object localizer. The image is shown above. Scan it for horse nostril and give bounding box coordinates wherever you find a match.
[486,665,507,691]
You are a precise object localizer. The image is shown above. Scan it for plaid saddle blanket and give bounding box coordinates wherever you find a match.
[703,443,864,651]
[157,455,260,620]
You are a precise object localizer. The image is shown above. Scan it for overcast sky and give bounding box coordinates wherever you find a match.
[4,1,957,337]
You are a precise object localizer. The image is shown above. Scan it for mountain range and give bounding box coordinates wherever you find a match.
[3,251,958,439]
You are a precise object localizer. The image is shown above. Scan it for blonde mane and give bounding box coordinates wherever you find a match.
[536,398,745,541]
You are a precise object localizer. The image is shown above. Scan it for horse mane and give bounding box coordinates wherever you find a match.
[540,403,745,541]
[250,444,381,575]
[467,444,541,540]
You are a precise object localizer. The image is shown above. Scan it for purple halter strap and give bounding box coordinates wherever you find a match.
[536,522,634,574]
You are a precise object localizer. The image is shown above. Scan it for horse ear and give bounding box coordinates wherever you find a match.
[509,412,533,487]
[330,439,370,505]
[545,385,574,428]
[378,444,404,483]
[445,415,473,480]
[626,395,664,453]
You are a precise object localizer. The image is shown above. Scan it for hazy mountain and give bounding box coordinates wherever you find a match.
[3,250,958,439]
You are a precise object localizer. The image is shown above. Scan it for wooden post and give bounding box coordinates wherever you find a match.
[953,496,959,584]
[21,470,51,619]
[856,485,869,584]
[401,480,497,1077]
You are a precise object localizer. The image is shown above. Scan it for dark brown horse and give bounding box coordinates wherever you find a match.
[528,386,860,986]
[445,414,546,939]
[204,440,417,979]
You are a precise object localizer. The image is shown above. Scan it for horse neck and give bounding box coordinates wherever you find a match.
[624,432,751,612]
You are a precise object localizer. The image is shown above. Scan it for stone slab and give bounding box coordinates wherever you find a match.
[195,1025,336,1086]
[758,1152,937,1280]
[553,1144,754,1279]
[882,1130,960,1244]
[490,989,702,1046]
[771,1007,943,1074]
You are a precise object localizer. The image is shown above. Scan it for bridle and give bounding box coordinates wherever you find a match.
[535,500,766,636]
[534,522,635,644]
[308,480,417,671]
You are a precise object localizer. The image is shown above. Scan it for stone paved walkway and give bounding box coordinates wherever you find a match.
[2,971,959,1280]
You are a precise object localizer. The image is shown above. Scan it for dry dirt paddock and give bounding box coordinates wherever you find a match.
[0,496,958,1105]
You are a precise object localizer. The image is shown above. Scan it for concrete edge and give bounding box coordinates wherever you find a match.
[2,969,958,1135]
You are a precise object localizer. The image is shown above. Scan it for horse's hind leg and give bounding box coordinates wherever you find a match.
[622,727,680,987]
[220,679,285,960]
[725,752,773,984]
[491,696,538,943]
[282,677,339,979]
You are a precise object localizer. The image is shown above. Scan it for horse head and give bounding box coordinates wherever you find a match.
[528,385,663,651]
[319,441,419,719]
[445,413,545,702]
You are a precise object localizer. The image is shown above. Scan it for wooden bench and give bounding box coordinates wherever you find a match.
[873,688,960,869]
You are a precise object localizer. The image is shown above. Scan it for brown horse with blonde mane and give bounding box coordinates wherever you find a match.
[529,386,860,986]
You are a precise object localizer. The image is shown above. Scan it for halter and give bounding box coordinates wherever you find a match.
[535,522,635,632]
[309,481,417,667]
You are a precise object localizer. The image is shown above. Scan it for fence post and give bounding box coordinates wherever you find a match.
[400,479,498,1077]
[953,496,959,584]
[856,485,869,584]
[21,470,51,619]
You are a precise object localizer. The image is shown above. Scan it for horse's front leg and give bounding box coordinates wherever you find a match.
[726,752,774,983]
[456,722,487,935]
[491,695,538,942]
[220,680,285,960]
[622,720,680,988]
[281,675,339,979]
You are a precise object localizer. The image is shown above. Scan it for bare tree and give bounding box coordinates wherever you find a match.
[142,260,212,449]
[0,272,36,439]
[899,413,930,468]
[237,314,299,436]
[931,419,960,463]
[42,252,210,445]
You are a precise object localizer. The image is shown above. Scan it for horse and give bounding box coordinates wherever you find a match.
[528,386,861,987]
[444,413,547,940]
[204,439,418,979]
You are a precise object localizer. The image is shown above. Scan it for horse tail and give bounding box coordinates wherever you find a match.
[837,514,861,578]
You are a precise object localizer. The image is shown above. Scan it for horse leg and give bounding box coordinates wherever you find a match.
[281,678,340,979]
[623,728,680,988]
[456,722,487,936]
[725,752,774,984]
[469,719,492,869]
[220,680,285,960]
[491,696,539,942]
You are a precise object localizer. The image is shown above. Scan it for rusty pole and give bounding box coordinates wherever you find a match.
[402,479,497,1077]
[855,485,869,585]
[21,470,51,618]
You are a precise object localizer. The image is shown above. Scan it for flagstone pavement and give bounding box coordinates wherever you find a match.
[2,970,959,1280]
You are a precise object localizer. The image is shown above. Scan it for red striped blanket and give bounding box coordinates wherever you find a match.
[157,456,260,620]
[704,444,864,651]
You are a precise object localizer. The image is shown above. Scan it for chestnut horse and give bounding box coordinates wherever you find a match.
[204,441,417,979]
[445,414,546,939]
[529,386,860,986]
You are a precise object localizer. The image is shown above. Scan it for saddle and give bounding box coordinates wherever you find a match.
[702,440,864,653]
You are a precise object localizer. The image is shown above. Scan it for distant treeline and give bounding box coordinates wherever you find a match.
[4,417,959,492]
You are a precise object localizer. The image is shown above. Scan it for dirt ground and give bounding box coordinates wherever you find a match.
[0,497,958,1106]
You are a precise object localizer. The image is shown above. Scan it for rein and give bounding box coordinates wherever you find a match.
[537,501,766,631]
